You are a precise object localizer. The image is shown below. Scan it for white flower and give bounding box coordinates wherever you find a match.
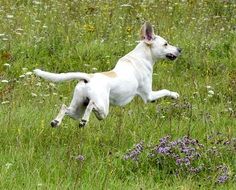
[19,74,25,78]
[33,1,41,5]
[1,80,9,83]
[25,71,33,76]
[208,90,214,95]
[228,107,233,112]
[6,15,14,19]
[31,93,37,97]
[208,90,214,97]
[15,32,22,36]
[22,67,28,71]
[3,63,11,67]
[1,101,10,105]
[120,4,133,8]
[206,85,212,89]
[0,33,5,37]
[49,83,55,87]
[2,38,8,41]
[92,67,98,71]
[36,82,42,86]
[5,162,13,169]
[16,28,23,32]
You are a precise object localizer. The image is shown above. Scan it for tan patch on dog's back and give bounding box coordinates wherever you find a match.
[101,71,117,78]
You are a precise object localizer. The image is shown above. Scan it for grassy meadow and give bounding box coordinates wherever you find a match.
[0,0,236,189]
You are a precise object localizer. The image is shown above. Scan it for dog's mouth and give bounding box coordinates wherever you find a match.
[166,53,177,60]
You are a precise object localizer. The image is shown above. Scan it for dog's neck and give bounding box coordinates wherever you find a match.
[131,41,156,65]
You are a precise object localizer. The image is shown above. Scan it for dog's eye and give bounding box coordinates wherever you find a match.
[164,42,168,46]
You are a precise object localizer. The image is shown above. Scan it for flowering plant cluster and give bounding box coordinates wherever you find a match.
[124,135,235,184]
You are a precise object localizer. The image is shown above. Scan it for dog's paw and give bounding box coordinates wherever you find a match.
[79,119,87,128]
[170,92,180,99]
[33,69,43,76]
[51,119,59,127]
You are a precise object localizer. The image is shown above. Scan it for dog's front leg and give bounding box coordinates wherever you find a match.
[147,89,179,102]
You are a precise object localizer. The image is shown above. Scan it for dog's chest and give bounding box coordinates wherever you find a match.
[109,84,137,106]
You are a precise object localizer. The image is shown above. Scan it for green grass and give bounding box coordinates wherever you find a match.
[0,0,236,189]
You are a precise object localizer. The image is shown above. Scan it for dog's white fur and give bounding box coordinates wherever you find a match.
[34,22,181,127]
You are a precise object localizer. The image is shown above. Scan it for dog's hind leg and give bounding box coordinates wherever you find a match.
[79,100,94,127]
[51,104,68,127]
[51,81,88,127]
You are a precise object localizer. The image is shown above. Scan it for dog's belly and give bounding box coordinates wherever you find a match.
[109,94,135,106]
[109,87,137,106]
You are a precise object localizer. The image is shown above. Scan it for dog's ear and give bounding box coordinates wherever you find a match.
[140,22,155,44]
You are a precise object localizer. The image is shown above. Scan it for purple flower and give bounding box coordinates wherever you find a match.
[217,174,229,184]
[124,141,144,161]
[75,155,85,161]
[157,146,171,155]
[183,158,190,166]
[159,136,170,145]
[176,158,183,165]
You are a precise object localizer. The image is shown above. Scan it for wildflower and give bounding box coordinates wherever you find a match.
[75,155,85,161]
[1,101,10,105]
[6,15,14,19]
[36,82,41,86]
[33,1,41,5]
[189,166,202,174]
[3,63,11,67]
[0,33,5,37]
[25,71,32,76]
[16,28,23,32]
[19,75,25,78]
[206,85,212,89]
[15,32,22,36]
[216,165,230,184]
[217,175,229,184]
[84,64,90,67]
[156,146,171,155]
[49,83,55,87]
[5,162,13,169]
[208,90,214,97]
[92,67,98,72]
[31,93,37,97]
[208,90,214,95]
[120,4,133,8]
[159,135,170,145]
[126,27,132,34]
[1,80,9,83]
[2,38,8,41]
[124,141,144,161]
[83,24,95,32]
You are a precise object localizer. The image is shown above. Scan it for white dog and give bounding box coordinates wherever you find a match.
[34,22,181,127]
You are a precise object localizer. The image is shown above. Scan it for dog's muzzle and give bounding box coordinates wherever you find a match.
[166,48,181,60]
[166,53,177,60]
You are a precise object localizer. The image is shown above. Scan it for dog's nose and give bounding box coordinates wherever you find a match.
[177,48,182,53]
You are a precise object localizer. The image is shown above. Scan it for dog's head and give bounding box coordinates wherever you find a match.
[140,22,181,61]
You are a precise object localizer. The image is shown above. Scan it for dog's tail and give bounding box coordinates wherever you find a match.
[34,69,91,83]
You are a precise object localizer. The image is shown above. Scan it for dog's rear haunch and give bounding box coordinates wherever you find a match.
[34,22,181,127]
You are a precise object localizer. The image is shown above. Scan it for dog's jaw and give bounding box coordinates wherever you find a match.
[166,53,177,60]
